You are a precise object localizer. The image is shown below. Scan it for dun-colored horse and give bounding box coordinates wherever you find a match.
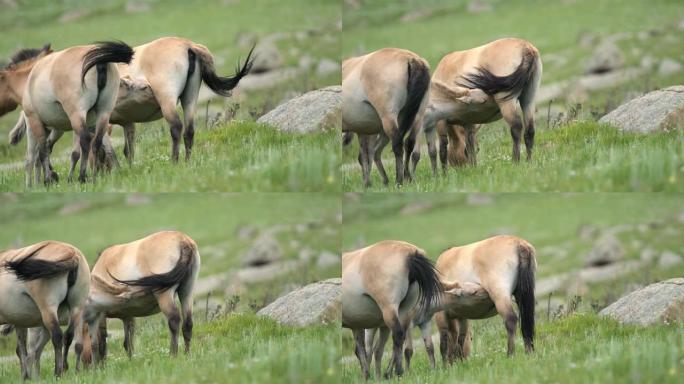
[342,48,431,187]
[0,241,90,379]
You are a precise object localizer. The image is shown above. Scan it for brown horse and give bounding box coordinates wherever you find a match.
[0,241,90,379]
[342,48,431,187]
[434,235,536,366]
[437,121,481,169]
[81,231,200,364]
[0,41,134,186]
[421,38,542,171]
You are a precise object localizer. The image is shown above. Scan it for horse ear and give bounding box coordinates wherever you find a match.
[42,43,52,54]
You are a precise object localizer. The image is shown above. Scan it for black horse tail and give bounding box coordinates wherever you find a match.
[407,249,441,310]
[81,41,135,89]
[513,242,536,352]
[4,243,78,284]
[108,241,195,293]
[456,46,540,102]
[191,44,255,97]
[399,58,430,136]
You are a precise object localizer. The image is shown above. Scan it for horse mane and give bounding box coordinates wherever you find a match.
[4,44,52,70]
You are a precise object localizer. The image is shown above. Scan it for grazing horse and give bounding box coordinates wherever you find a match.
[0,241,90,379]
[421,38,542,171]
[0,41,134,186]
[434,235,536,366]
[81,231,200,364]
[437,121,481,169]
[342,240,442,379]
[342,48,431,187]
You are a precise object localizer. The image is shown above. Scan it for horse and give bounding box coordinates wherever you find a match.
[0,241,90,379]
[0,41,134,186]
[434,235,536,366]
[81,231,200,364]
[342,240,442,379]
[9,37,255,167]
[420,38,542,171]
[342,48,431,187]
[437,121,481,169]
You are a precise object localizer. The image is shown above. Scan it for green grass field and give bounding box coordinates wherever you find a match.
[341,193,684,383]
[0,193,341,382]
[0,0,341,192]
[341,0,684,192]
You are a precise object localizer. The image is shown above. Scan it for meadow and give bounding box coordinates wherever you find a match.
[341,193,684,383]
[0,193,341,382]
[0,0,341,192]
[341,0,684,192]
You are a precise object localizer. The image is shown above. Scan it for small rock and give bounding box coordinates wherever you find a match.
[316,58,340,76]
[257,278,341,326]
[298,54,314,69]
[466,193,493,205]
[400,8,435,23]
[242,233,282,266]
[577,224,599,240]
[59,201,91,215]
[400,201,433,215]
[467,0,493,13]
[599,85,684,133]
[251,41,283,73]
[658,58,683,77]
[578,31,598,48]
[236,224,257,241]
[585,233,625,267]
[640,56,655,69]
[125,193,151,206]
[125,1,151,13]
[316,251,340,268]
[658,251,683,268]
[640,248,657,262]
[59,9,89,23]
[599,278,684,325]
[585,41,624,74]
[299,247,314,262]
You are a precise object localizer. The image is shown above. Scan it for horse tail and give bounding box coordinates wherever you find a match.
[81,41,134,88]
[108,240,196,293]
[456,44,541,102]
[400,57,430,136]
[342,132,354,147]
[191,43,254,97]
[8,111,26,145]
[406,249,441,310]
[4,243,78,282]
[513,241,536,352]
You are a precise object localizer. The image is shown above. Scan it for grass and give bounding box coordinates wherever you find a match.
[341,0,684,192]
[0,0,341,192]
[0,193,342,381]
[341,193,684,383]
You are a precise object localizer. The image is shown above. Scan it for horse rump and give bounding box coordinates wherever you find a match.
[4,245,78,283]
[81,41,135,86]
[399,58,430,136]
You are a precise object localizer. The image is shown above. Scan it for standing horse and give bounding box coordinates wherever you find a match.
[342,48,430,187]
[434,235,536,366]
[342,240,442,379]
[0,241,90,379]
[0,41,134,186]
[81,231,200,364]
[421,38,542,171]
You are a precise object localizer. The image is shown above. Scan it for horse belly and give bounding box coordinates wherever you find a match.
[449,102,501,125]
[342,77,382,134]
[0,281,43,326]
[107,295,160,318]
[34,103,71,131]
[342,293,383,329]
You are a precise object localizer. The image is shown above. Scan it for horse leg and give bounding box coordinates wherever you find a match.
[373,327,390,379]
[420,319,436,369]
[122,123,136,165]
[456,319,471,359]
[46,129,64,181]
[490,288,518,356]
[28,326,49,378]
[435,311,450,368]
[159,99,183,163]
[403,322,414,371]
[123,318,135,359]
[62,315,76,372]
[446,317,460,363]
[372,133,390,185]
[497,98,524,163]
[352,329,370,380]
[178,274,196,354]
[86,313,104,366]
[25,112,56,185]
[364,328,376,364]
[39,308,64,376]
[357,134,373,188]
[522,101,535,161]
[379,115,403,186]
[180,69,201,162]
[16,327,29,380]
[70,309,85,372]
[92,114,111,178]
[24,120,39,187]
[98,318,108,362]
[464,124,479,166]
[381,305,405,377]
[403,119,420,182]
[67,113,91,183]
[156,290,181,356]
[438,128,448,174]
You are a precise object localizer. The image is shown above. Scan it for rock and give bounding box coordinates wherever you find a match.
[578,31,598,49]
[536,273,569,296]
[125,1,151,13]
[316,251,340,268]
[577,224,599,240]
[242,233,282,266]
[400,8,435,23]
[257,278,341,326]
[236,225,257,240]
[298,54,315,69]
[599,278,684,325]
[467,0,493,13]
[584,41,624,74]
[658,251,683,268]
[125,193,151,206]
[658,58,683,76]
[257,86,341,133]
[59,9,89,23]
[400,201,433,215]
[585,233,625,266]
[59,201,91,215]
[640,56,655,69]
[237,67,305,92]
[599,86,684,133]
[316,58,340,76]
[466,193,493,205]
[251,41,283,73]
[640,248,657,262]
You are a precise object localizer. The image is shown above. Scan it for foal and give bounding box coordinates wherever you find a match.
[0,241,90,379]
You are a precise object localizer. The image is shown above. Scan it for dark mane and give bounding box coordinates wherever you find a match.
[4,44,51,69]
